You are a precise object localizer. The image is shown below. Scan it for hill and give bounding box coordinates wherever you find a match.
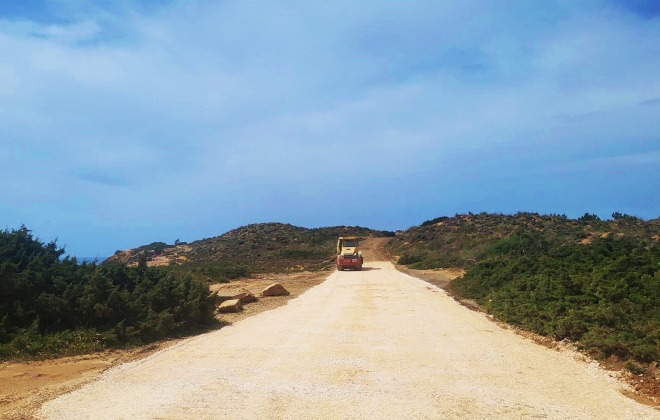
[387,211,660,269]
[106,223,394,282]
[389,212,660,369]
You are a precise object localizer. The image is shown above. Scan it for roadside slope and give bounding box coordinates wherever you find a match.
[40,259,658,418]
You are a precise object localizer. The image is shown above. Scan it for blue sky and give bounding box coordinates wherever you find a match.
[1,0,659,257]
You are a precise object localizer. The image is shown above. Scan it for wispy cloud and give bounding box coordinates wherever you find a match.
[75,168,129,186]
[1,0,659,255]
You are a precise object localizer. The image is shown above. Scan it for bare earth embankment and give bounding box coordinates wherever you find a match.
[37,249,659,418]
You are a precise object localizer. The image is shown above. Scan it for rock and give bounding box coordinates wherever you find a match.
[260,283,290,297]
[239,290,258,303]
[215,294,235,305]
[216,289,257,305]
[217,298,243,313]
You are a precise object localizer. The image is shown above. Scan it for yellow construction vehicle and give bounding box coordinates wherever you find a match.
[336,236,363,271]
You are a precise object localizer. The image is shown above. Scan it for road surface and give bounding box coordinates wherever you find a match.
[39,259,658,419]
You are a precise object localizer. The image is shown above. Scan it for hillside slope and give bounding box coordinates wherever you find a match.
[388,212,660,269]
[106,223,393,281]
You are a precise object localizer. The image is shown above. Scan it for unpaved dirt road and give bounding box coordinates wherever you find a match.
[39,256,659,418]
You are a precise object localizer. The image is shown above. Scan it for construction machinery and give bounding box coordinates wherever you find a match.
[336,236,363,271]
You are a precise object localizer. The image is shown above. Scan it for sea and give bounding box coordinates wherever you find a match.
[77,257,109,264]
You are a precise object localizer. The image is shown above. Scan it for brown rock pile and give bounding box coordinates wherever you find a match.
[216,289,257,305]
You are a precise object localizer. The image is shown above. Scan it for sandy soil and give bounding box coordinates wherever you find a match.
[38,258,660,418]
[0,270,330,420]
[211,270,331,324]
[0,344,178,419]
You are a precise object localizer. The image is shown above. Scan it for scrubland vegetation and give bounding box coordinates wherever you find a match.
[0,223,392,360]
[390,212,660,366]
[3,212,658,370]
[0,226,217,360]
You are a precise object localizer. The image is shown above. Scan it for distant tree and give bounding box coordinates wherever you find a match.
[137,254,148,269]
[549,213,568,220]
[578,213,601,222]
[611,212,640,222]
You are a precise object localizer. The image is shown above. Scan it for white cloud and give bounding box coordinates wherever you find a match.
[1,0,659,255]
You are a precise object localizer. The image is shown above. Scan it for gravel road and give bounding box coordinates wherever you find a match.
[39,261,659,419]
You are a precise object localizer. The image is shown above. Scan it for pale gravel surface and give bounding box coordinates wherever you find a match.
[39,261,659,419]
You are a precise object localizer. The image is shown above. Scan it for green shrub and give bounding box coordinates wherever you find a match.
[0,226,218,360]
[452,236,660,363]
[280,248,323,259]
[398,254,424,265]
[578,213,601,222]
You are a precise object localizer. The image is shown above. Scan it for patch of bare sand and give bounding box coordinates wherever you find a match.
[358,237,392,261]
[210,270,332,323]
[0,344,177,420]
[395,266,465,289]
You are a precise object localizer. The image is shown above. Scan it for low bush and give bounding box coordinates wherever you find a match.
[452,235,660,363]
[0,226,218,360]
[280,248,325,259]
